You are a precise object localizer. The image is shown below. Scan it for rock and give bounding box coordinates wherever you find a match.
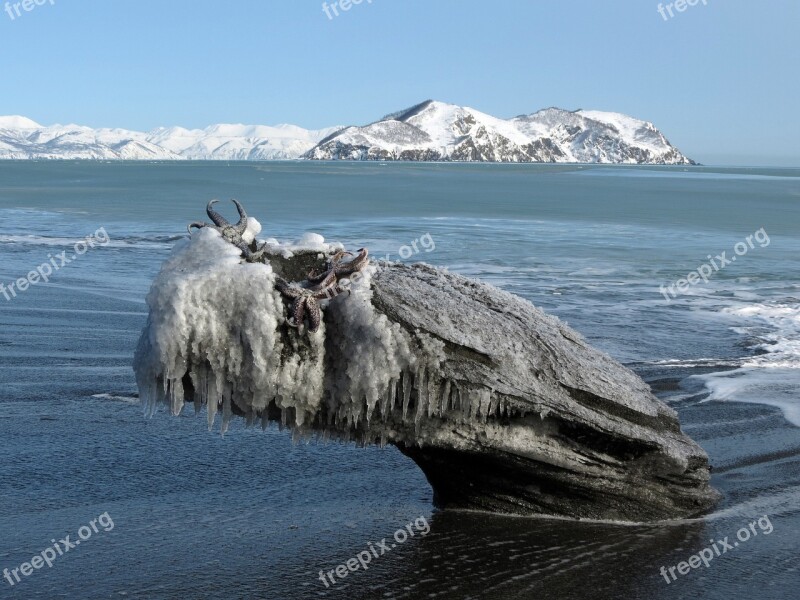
[134,241,720,522]
[368,262,720,521]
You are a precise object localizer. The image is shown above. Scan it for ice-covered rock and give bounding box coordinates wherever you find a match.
[133,232,719,521]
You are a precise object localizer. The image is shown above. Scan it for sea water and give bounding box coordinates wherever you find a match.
[1,162,798,599]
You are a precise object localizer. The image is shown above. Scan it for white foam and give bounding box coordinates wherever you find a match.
[693,301,800,426]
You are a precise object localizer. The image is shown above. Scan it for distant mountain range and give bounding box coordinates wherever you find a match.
[0,101,694,164]
[0,115,339,161]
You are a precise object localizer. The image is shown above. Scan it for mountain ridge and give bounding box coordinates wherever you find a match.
[0,101,695,164]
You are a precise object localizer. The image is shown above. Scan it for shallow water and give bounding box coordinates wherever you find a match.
[1,162,798,599]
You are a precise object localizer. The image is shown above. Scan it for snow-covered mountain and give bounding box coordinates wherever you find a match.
[0,117,339,160]
[146,123,341,160]
[307,100,694,164]
[0,116,182,160]
[0,101,694,163]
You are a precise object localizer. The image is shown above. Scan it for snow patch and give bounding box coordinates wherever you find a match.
[262,232,344,258]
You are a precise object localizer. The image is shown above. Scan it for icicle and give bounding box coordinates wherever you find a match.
[414,366,427,431]
[169,377,185,416]
[353,397,364,427]
[207,399,218,430]
[381,381,393,419]
[221,390,232,434]
[389,378,397,410]
[366,393,377,425]
[462,387,473,419]
[427,372,438,418]
[191,368,203,414]
[486,392,499,417]
[402,370,412,421]
[471,388,481,420]
[440,379,451,415]
[206,371,220,430]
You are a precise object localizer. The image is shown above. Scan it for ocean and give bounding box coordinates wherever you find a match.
[1,161,798,599]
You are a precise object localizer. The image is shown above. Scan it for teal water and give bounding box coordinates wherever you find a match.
[1,162,798,599]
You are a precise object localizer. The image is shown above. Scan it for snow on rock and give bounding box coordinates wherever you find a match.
[134,227,323,431]
[133,229,421,437]
[242,217,262,244]
[262,232,344,258]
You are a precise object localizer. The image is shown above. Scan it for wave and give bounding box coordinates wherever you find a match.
[702,484,800,522]
[647,358,744,369]
[693,301,800,426]
[0,233,184,249]
[574,168,800,181]
[91,393,139,403]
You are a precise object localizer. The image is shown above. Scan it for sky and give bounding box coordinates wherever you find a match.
[0,0,798,166]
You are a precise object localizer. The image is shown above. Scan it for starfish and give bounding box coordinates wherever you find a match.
[188,199,268,263]
[308,247,369,284]
[275,277,348,333]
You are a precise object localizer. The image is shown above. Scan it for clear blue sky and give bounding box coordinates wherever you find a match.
[1,0,798,165]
